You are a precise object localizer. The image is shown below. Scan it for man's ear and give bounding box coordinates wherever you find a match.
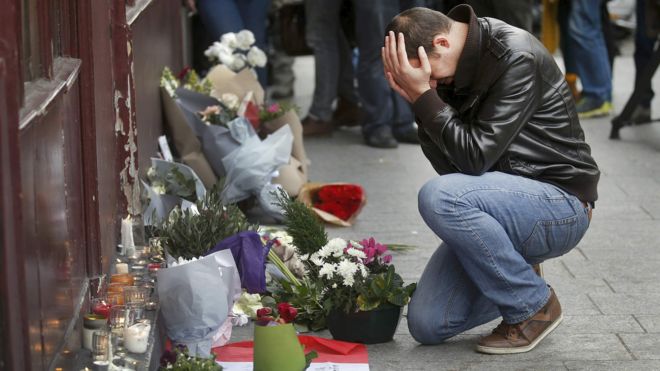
[433,34,449,49]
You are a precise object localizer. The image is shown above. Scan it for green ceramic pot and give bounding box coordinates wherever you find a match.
[326,304,402,344]
[253,323,306,371]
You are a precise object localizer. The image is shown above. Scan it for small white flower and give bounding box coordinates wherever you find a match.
[299,253,309,261]
[319,263,335,279]
[147,167,157,179]
[332,283,337,288]
[246,46,267,67]
[345,248,366,259]
[221,93,240,111]
[236,30,256,50]
[220,32,238,49]
[309,252,323,266]
[337,260,358,287]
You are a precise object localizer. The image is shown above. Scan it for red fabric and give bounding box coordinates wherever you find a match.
[313,184,364,221]
[213,335,368,364]
[244,101,261,130]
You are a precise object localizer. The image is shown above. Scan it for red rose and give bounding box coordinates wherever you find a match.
[256,307,272,319]
[277,302,298,323]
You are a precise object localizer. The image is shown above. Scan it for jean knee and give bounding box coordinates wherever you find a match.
[407,300,455,345]
[418,175,466,221]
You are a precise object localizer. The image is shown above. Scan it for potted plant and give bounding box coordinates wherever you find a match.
[270,193,416,343]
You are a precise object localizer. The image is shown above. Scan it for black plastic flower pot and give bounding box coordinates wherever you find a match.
[326,305,402,344]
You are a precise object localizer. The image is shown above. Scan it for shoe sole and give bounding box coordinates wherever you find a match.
[475,314,564,355]
[578,103,613,119]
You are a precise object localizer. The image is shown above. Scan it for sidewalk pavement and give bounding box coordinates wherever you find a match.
[233,39,660,370]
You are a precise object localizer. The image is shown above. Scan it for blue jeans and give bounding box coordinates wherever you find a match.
[558,0,612,102]
[408,172,591,345]
[197,0,271,86]
[353,0,415,136]
[305,0,358,122]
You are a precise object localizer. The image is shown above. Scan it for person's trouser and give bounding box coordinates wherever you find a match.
[558,0,612,102]
[635,0,656,108]
[408,172,591,345]
[353,0,414,136]
[305,0,358,122]
[197,0,271,87]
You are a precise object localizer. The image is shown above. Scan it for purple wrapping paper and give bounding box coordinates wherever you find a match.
[207,231,272,293]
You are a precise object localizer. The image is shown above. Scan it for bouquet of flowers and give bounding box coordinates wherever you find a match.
[297,183,367,227]
[267,192,416,339]
[160,345,222,371]
[204,30,267,72]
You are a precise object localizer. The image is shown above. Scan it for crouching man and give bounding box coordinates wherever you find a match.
[382,5,599,354]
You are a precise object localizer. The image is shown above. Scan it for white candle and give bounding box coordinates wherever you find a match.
[121,216,135,256]
[116,263,129,274]
[124,323,151,354]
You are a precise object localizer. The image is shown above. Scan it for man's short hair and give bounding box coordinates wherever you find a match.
[386,7,453,59]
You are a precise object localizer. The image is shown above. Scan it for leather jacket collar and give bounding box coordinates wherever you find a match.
[447,4,481,93]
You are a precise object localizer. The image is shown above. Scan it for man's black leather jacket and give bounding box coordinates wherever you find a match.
[412,5,599,203]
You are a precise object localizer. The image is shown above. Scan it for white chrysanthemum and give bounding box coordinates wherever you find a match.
[345,248,366,259]
[320,238,347,258]
[309,252,324,267]
[337,260,358,287]
[358,263,368,278]
[246,46,267,67]
[299,253,309,261]
[221,93,240,111]
[236,30,256,50]
[319,263,336,279]
[220,32,238,49]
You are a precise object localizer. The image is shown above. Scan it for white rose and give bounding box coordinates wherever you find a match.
[246,46,267,68]
[221,93,240,111]
[229,54,246,71]
[236,30,256,50]
[220,32,238,49]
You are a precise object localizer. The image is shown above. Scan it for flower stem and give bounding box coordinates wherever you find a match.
[268,249,302,287]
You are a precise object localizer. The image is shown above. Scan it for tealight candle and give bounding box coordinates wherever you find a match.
[124,322,151,353]
[116,263,129,274]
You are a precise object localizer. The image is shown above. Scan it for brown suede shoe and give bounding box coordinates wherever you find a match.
[302,116,334,137]
[476,288,563,354]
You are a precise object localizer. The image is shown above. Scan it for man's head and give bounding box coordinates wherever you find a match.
[386,7,465,86]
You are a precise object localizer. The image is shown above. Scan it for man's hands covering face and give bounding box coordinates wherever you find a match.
[381,31,432,104]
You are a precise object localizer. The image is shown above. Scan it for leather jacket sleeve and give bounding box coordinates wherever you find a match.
[413,51,540,175]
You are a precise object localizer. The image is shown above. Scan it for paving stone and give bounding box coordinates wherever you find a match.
[588,294,660,315]
[618,334,660,360]
[466,361,568,370]
[553,315,644,334]
[634,315,660,333]
[564,360,660,370]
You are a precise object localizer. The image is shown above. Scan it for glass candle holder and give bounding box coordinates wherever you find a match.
[83,314,108,351]
[124,311,151,354]
[123,286,150,307]
[90,297,111,319]
[92,330,111,366]
[108,305,127,345]
[110,273,135,286]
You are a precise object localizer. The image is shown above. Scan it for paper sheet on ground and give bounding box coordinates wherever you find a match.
[214,335,369,371]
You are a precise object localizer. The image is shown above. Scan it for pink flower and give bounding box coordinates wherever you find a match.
[267,103,280,113]
[382,254,392,264]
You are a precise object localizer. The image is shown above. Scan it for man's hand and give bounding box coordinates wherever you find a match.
[381,31,432,104]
